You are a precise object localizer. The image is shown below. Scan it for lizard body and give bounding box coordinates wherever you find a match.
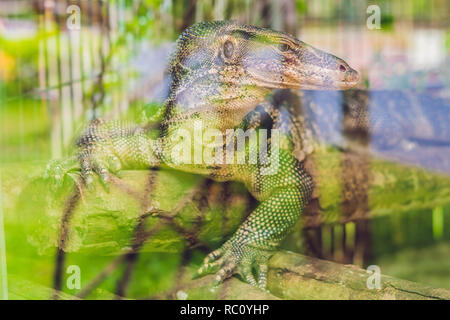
[55,21,359,289]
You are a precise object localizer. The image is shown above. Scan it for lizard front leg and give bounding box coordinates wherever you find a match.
[78,119,162,189]
[194,149,314,289]
[45,119,162,190]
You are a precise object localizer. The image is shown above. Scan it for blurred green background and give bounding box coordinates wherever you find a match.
[0,0,449,299]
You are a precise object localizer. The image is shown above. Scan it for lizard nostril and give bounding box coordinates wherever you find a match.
[339,64,346,72]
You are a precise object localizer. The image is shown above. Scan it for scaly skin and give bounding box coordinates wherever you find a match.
[46,21,359,289]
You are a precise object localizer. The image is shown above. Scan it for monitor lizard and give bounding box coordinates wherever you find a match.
[45,21,359,290]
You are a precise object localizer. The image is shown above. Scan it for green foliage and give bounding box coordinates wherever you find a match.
[376,242,450,290]
[2,0,449,299]
[295,0,308,15]
[141,102,165,123]
[0,99,50,163]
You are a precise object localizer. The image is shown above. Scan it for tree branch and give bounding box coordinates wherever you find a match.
[174,251,450,300]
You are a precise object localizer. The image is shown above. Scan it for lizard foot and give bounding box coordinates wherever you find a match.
[76,119,124,191]
[44,157,80,190]
[78,149,122,192]
[193,240,272,291]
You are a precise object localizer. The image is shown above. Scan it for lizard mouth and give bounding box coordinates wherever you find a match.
[255,77,359,91]
[297,80,359,90]
[293,68,360,90]
[250,65,360,91]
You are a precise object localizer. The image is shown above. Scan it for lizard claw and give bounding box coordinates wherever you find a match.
[79,151,120,193]
[256,263,268,291]
[192,248,226,279]
[44,157,79,190]
[77,130,123,193]
[93,162,111,192]
[213,262,237,287]
[193,240,272,290]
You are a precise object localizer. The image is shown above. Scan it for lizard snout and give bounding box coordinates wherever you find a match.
[344,68,360,83]
[338,65,360,89]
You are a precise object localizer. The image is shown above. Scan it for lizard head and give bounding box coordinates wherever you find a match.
[167,21,359,112]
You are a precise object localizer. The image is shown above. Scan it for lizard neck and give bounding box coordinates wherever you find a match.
[163,77,271,131]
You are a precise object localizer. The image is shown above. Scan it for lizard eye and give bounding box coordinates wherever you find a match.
[339,64,347,72]
[278,43,290,52]
[224,40,234,59]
